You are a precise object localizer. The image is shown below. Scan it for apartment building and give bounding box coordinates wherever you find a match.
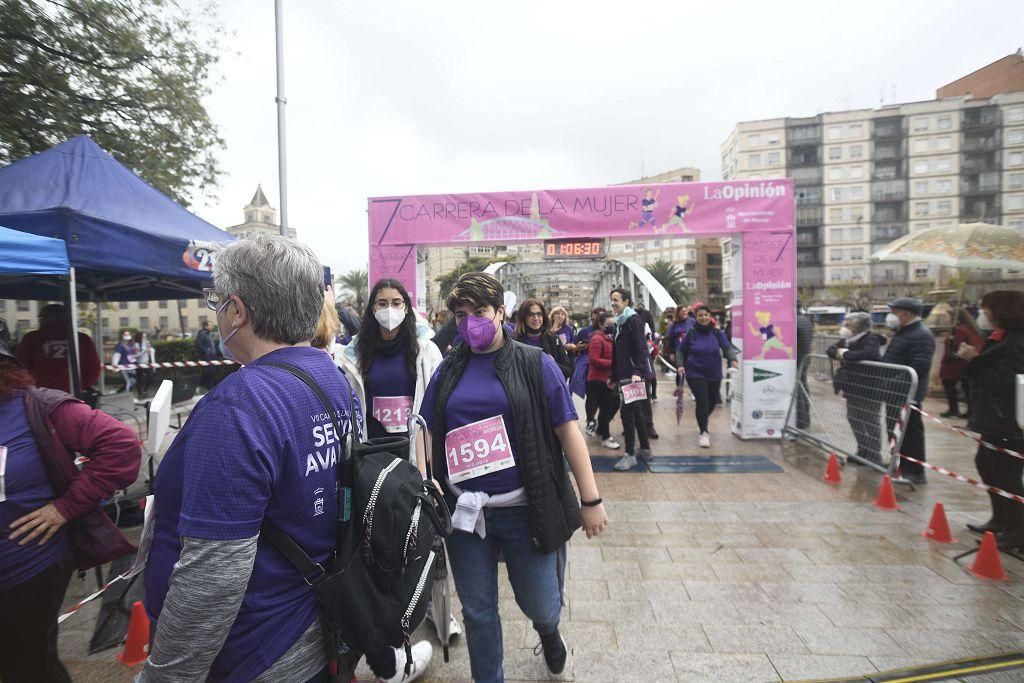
[721,53,1024,299]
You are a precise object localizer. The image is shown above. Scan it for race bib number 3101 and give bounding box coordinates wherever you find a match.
[372,396,414,433]
[621,381,648,404]
[444,415,516,484]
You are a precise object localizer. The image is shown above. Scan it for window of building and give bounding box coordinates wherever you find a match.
[749,153,761,167]
[913,117,929,132]
[1010,218,1024,228]
[937,136,951,151]
[936,157,952,172]
[937,200,952,215]
[830,270,843,282]
[914,180,927,195]
[829,146,842,160]
[850,166,864,179]
[913,138,929,153]
[914,267,930,279]
[829,249,844,262]
[828,167,843,181]
[16,300,30,312]
[1009,173,1024,190]
[850,186,864,200]
[913,160,929,174]
[829,208,843,222]
[914,202,929,216]
[1009,107,1024,123]
[767,133,780,145]
[1010,151,1024,166]
[0,301,5,312]
[687,249,697,260]
[767,151,781,166]
[828,126,842,140]
[829,187,843,201]
[139,301,148,310]
[119,317,130,328]
[198,315,208,325]
[119,301,129,310]
[937,116,952,130]
[748,134,761,146]
[624,243,633,251]
[159,316,169,330]
[849,144,863,159]
[936,179,952,194]
[848,248,864,261]
[158,300,168,309]
[848,124,863,137]
[612,243,625,253]
[649,240,660,248]
[1007,195,1024,211]
[139,316,149,330]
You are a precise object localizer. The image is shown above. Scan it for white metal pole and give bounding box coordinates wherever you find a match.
[275,0,289,237]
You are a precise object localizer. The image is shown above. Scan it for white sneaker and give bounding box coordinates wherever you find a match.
[613,454,637,471]
[698,433,711,448]
[585,420,597,436]
[380,641,432,683]
[601,437,621,449]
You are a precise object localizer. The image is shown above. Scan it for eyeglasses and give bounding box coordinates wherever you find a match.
[203,288,222,312]
[373,300,406,311]
[526,311,544,318]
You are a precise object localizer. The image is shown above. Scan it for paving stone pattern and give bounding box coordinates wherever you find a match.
[59,387,1024,682]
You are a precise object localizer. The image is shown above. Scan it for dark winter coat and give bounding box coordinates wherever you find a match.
[23,387,141,570]
[827,332,884,395]
[429,335,581,554]
[966,330,1024,441]
[882,320,935,404]
[611,314,652,382]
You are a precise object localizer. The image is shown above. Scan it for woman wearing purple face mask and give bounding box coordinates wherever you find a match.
[420,272,608,683]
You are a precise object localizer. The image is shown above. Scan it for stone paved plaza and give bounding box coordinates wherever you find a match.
[59,380,1024,682]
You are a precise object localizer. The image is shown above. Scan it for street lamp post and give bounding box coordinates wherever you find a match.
[275,0,289,237]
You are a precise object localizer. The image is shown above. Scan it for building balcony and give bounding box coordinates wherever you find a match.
[787,127,822,145]
[961,157,999,174]
[874,145,905,161]
[872,180,907,202]
[961,179,1002,195]
[962,136,998,153]
[797,208,823,227]
[963,112,999,130]
[873,121,904,139]
[796,266,824,287]
[791,168,822,186]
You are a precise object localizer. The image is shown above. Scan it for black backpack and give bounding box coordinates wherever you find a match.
[261,362,452,676]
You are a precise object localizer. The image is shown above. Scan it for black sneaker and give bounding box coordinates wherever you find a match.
[535,629,567,674]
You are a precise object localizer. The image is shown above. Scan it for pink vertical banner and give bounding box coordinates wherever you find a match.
[369,244,417,299]
[741,231,796,362]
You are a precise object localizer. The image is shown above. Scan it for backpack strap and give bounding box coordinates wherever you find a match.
[260,361,354,581]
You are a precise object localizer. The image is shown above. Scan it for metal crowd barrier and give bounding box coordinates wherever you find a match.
[784,353,918,480]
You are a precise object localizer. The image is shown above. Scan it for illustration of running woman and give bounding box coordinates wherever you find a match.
[629,188,659,230]
[748,311,794,360]
[659,194,694,234]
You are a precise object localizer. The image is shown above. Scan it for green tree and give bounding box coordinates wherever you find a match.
[0,0,225,204]
[435,257,496,299]
[336,268,368,310]
[647,259,690,305]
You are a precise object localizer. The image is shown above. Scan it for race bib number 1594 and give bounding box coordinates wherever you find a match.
[444,415,516,484]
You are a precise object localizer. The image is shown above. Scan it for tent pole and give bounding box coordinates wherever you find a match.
[274,0,289,237]
[96,297,106,394]
[64,269,82,398]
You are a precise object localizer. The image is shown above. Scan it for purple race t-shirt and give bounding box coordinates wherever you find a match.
[0,393,70,591]
[145,346,359,682]
[421,348,577,494]
[518,333,544,349]
[365,351,415,436]
[550,324,575,346]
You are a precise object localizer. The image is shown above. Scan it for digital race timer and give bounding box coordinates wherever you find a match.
[543,239,607,259]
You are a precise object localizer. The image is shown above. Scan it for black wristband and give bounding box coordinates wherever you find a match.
[580,497,603,507]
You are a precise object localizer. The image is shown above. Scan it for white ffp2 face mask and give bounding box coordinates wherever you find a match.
[977,310,995,331]
[839,327,853,339]
[885,313,900,330]
[375,307,405,332]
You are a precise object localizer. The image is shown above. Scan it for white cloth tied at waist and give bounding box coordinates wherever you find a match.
[447,482,527,539]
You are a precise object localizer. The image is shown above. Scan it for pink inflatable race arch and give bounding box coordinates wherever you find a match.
[367,179,796,439]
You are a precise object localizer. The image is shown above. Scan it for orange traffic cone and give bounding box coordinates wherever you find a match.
[874,475,900,510]
[823,453,842,485]
[117,600,150,667]
[971,531,1008,581]
[923,502,955,543]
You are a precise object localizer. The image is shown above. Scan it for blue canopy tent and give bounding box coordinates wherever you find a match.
[0,223,70,275]
[0,135,234,302]
[0,135,235,395]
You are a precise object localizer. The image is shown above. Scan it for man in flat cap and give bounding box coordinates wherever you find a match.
[882,298,935,484]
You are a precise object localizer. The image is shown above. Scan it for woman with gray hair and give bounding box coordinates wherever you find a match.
[142,234,369,682]
[827,312,885,465]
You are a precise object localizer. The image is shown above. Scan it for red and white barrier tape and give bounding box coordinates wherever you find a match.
[57,573,132,624]
[888,401,910,461]
[897,453,1024,506]
[910,405,1024,462]
[105,360,237,371]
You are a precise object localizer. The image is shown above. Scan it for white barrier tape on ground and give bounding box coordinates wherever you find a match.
[57,495,156,623]
[910,406,1024,462]
[897,453,1024,505]
[104,359,237,371]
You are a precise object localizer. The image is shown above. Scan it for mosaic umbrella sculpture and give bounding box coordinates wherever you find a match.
[871,221,1024,271]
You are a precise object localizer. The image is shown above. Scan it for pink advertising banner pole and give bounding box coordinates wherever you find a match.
[368,180,794,306]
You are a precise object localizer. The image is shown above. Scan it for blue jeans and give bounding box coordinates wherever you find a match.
[446,506,561,683]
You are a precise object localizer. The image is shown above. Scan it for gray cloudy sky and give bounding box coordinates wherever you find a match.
[189,0,1023,275]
